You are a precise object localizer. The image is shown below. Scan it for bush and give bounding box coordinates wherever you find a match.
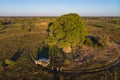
[4,59,16,68]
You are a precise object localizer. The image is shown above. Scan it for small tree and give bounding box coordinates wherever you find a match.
[46,13,88,53]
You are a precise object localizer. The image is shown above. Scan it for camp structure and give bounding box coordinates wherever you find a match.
[35,58,50,67]
[35,45,50,67]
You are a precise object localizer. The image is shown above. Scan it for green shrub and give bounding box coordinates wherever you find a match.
[4,59,16,68]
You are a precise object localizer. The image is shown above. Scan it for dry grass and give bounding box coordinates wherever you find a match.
[0,17,120,80]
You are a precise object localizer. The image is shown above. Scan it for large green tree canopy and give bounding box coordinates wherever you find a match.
[46,13,88,49]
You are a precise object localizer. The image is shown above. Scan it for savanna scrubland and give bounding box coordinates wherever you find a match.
[0,16,120,80]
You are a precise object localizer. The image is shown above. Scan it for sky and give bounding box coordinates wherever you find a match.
[0,0,120,16]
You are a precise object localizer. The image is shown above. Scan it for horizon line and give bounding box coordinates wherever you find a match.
[0,15,120,18]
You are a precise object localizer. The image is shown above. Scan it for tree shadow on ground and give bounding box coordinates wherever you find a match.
[10,48,24,61]
[86,35,103,47]
[36,45,49,60]
[47,22,53,32]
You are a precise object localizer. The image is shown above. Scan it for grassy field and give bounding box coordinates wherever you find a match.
[0,17,120,80]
